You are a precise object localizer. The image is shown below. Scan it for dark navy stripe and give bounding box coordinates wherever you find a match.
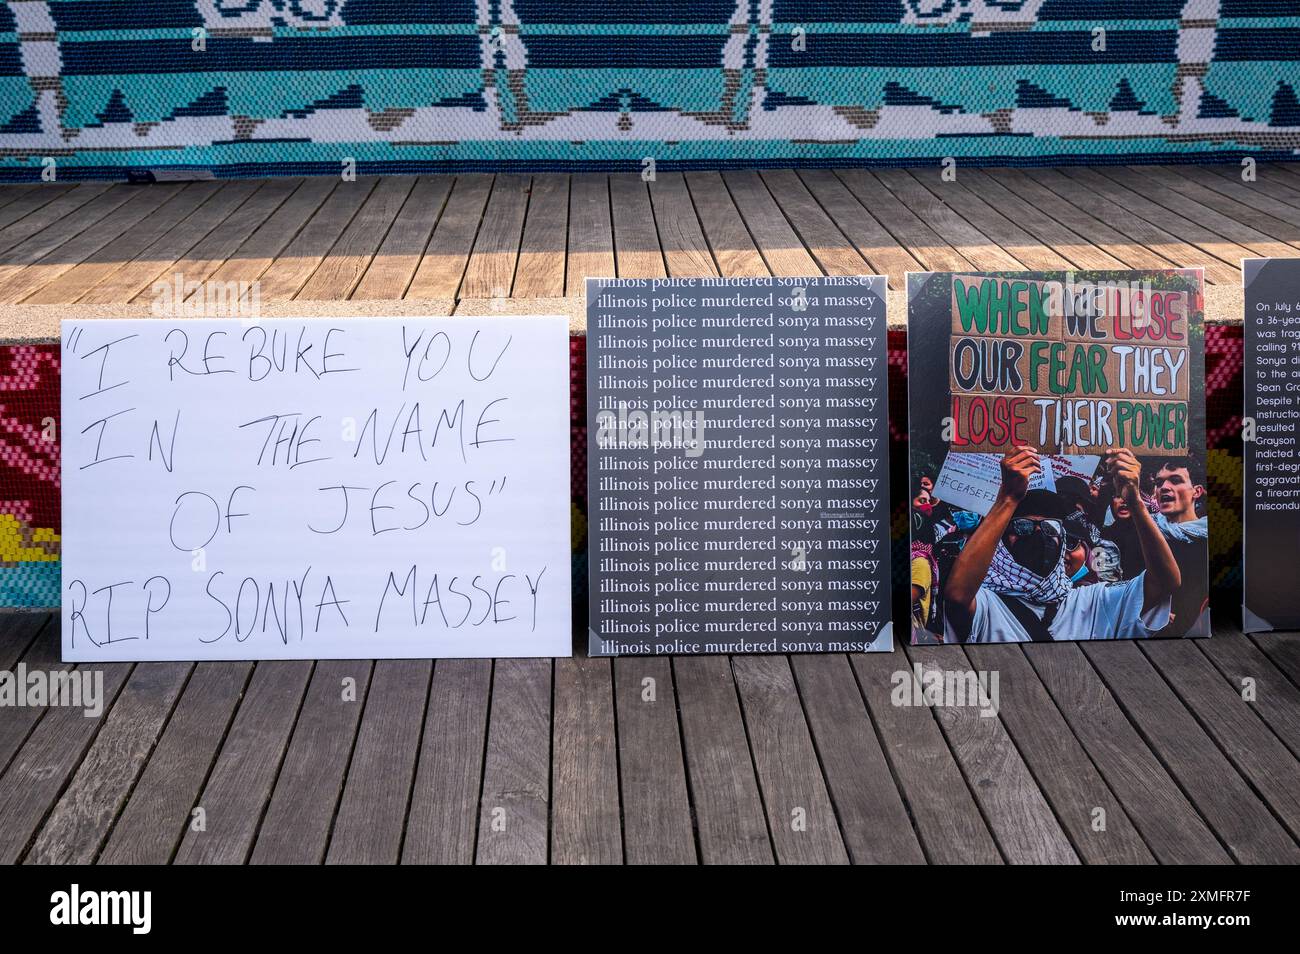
[1038,0,1186,19]
[331,0,477,25]
[49,1,202,31]
[771,1,904,23]
[519,35,729,68]
[1220,1,1300,15]
[767,31,1176,67]
[0,43,24,77]
[1216,28,1300,60]
[60,36,482,74]
[514,0,739,22]
[0,4,14,34]
[209,138,314,145]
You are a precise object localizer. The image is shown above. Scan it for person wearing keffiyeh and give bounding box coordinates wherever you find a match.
[942,447,1182,644]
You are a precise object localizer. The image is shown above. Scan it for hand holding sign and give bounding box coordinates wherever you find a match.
[1101,448,1143,506]
[998,446,1040,504]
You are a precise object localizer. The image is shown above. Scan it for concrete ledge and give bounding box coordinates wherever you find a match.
[0,284,1244,343]
[1204,283,1244,326]
[453,296,585,334]
[0,298,456,344]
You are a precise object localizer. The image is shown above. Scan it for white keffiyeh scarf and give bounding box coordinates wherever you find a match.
[983,541,1072,605]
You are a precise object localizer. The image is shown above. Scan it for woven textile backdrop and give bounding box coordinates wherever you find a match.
[0,1,1297,180]
[0,327,1245,614]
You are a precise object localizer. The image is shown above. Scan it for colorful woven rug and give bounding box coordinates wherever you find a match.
[1,3,1296,180]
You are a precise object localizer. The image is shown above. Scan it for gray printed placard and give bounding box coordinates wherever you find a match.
[585,276,892,656]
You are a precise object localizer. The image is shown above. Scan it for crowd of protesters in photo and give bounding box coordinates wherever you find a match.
[911,449,1209,643]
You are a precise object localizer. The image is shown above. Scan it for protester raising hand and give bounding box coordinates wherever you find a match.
[1102,448,1142,503]
[1101,448,1180,613]
[945,446,1042,629]
[998,446,1041,503]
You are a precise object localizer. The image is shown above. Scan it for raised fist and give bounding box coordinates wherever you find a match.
[1102,448,1142,502]
[999,446,1040,503]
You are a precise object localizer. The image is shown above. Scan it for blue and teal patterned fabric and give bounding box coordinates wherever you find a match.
[0,0,1296,179]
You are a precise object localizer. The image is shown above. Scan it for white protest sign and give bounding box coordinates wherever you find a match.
[934,451,1100,516]
[61,317,572,661]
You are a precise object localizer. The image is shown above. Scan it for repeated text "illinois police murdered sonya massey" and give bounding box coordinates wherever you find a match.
[586,276,893,656]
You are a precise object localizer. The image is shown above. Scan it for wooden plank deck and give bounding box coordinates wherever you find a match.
[2,162,1292,335]
[3,614,1298,864]
[2,163,1299,863]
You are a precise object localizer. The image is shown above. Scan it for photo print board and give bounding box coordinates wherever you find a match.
[907,271,1209,645]
[587,276,893,656]
[1242,258,1300,632]
[61,316,573,661]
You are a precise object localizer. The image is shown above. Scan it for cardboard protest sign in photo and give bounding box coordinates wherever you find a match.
[1242,258,1300,632]
[587,276,893,655]
[61,317,572,661]
[907,271,1209,645]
